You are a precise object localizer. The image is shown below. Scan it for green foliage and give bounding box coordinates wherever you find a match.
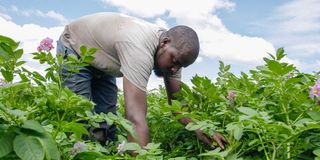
[0,35,100,160]
[1,35,319,160]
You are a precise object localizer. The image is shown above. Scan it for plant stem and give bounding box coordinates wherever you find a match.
[282,104,290,125]
[287,142,291,160]
[272,142,276,160]
[256,126,270,160]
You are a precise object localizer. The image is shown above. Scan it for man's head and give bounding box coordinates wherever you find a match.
[154,25,199,77]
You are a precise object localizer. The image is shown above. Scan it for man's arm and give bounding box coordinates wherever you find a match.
[163,76,192,125]
[123,77,149,147]
[163,76,180,105]
[163,76,227,149]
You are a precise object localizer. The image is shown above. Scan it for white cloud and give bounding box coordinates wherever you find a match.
[0,12,12,20]
[274,0,320,33]
[7,5,68,25]
[154,18,168,29]
[35,10,68,25]
[198,28,274,64]
[0,17,64,76]
[257,0,320,72]
[21,10,31,17]
[195,56,203,63]
[11,5,18,12]
[101,0,166,18]
[102,0,275,65]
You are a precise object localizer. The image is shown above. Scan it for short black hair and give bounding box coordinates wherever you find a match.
[166,25,199,61]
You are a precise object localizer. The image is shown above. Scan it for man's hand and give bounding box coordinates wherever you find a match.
[195,129,227,149]
[162,76,228,149]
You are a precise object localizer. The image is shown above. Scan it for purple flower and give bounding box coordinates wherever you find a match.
[287,72,294,78]
[117,141,126,155]
[0,79,6,86]
[227,90,236,101]
[37,37,54,52]
[309,79,320,99]
[70,141,86,155]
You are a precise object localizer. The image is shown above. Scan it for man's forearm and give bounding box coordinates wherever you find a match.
[164,76,180,105]
[128,120,149,146]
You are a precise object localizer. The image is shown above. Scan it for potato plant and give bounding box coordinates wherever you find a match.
[0,35,320,160]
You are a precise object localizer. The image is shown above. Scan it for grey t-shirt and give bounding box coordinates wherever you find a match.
[60,12,181,92]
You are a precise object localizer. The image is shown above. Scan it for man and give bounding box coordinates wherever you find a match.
[57,12,226,148]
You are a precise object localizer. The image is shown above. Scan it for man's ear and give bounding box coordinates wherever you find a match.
[160,37,170,48]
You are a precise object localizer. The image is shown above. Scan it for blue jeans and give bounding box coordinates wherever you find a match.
[56,39,117,142]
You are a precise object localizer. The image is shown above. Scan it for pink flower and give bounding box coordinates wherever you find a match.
[37,37,54,52]
[117,141,126,155]
[227,90,236,101]
[70,141,86,155]
[287,72,294,78]
[309,79,320,99]
[0,78,6,86]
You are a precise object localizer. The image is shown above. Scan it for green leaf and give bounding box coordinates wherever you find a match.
[168,157,186,160]
[72,152,105,160]
[248,139,259,146]
[32,71,46,82]
[313,148,320,157]
[13,135,44,160]
[226,123,243,140]
[144,143,161,150]
[185,123,203,131]
[124,142,141,151]
[82,56,95,63]
[7,109,27,117]
[16,61,26,67]
[267,53,276,60]
[263,57,271,63]
[219,61,225,71]
[14,49,23,59]
[22,120,46,134]
[267,60,282,74]
[0,45,12,60]
[237,107,258,116]
[87,48,98,55]
[79,45,87,56]
[38,135,60,160]
[22,121,60,160]
[198,148,222,157]
[67,54,79,62]
[61,122,89,139]
[307,111,320,121]
[1,70,14,82]
[276,48,285,60]
[234,125,243,140]
[0,35,18,49]
[0,131,15,158]
[224,65,231,72]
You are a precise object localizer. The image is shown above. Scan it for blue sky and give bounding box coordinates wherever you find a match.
[0,0,319,89]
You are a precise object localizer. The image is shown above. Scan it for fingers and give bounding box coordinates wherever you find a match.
[201,135,212,146]
[195,130,211,146]
[195,130,227,150]
[213,134,225,150]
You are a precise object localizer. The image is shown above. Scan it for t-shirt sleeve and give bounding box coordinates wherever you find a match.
[114,41,153,92]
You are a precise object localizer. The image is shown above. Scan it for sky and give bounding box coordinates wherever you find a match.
[0,0,319,90]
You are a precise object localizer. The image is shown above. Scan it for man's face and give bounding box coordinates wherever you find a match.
[154,44,185,77]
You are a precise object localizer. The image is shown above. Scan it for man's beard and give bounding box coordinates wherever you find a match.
[153,51,165,77]
[153,65,165,77]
